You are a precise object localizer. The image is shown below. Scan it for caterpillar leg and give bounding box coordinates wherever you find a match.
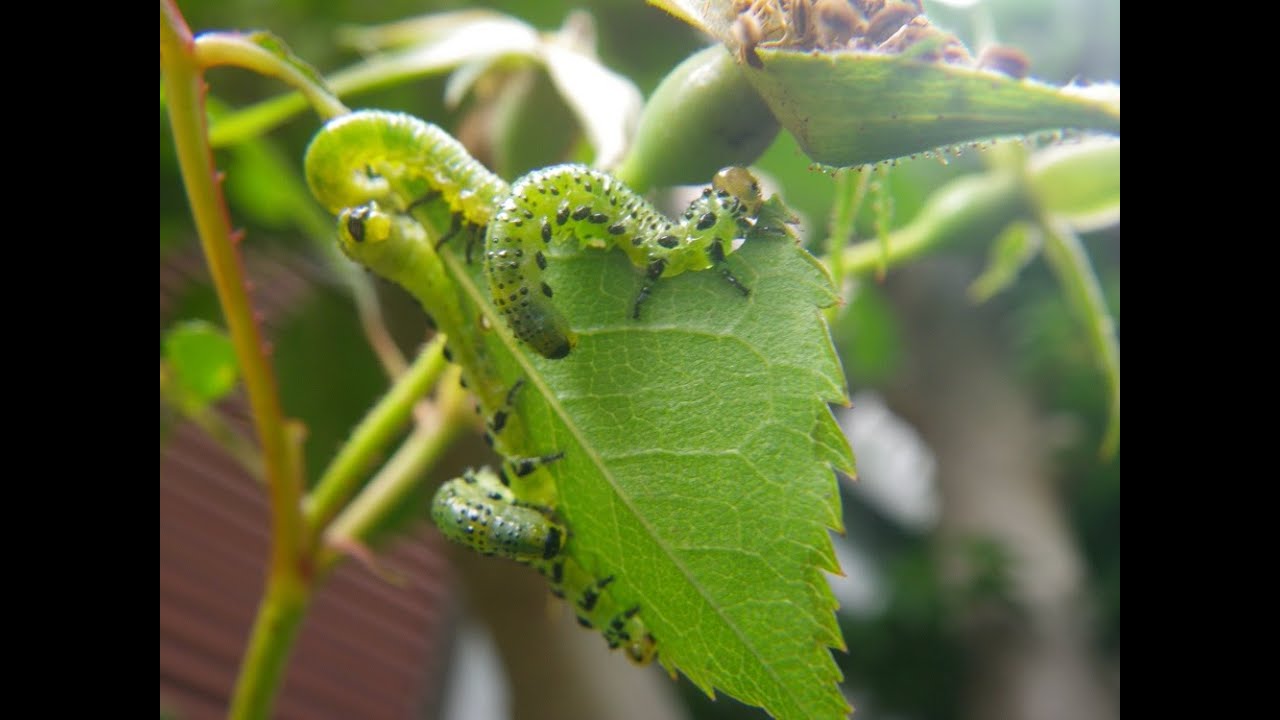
[709,240,752,297]
[432,212,461,251]
[631,259,668,320]
[507,452,565,478]
[486,379,526,436]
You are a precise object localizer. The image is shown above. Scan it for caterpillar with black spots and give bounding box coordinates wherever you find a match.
[431,467,658,664]
[304,110,505,224]
[485,164,763,358]
[304,109,767,360]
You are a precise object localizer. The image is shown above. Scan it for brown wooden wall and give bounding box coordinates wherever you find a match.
[161,249,457,719]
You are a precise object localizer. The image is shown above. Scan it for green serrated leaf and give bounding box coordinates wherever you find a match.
[162,320,239,411]
[968,220,1042,303]
[439,214,854,719]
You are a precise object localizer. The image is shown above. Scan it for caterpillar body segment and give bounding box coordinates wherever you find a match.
[430,468,658,664]
[484,164,766,359]
[304,110,507,224]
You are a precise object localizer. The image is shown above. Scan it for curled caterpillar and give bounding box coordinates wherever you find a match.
[304,109,506,224]
[485,165,764,359]
[431,468,657,664]
[305,110,768,361]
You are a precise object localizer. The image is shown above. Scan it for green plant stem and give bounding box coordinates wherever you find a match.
[318,366,473,572]
[304,336,450,542]
[161,0,303,574]
[228,572,311,720]
[209,47,462,147]
[1039,216,1120,458]
[837,169,1030,277]
[194,33,349,120]
[163,6,310,719]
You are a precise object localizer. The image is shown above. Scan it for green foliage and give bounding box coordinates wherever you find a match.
[161,320,238,411]
[309,107,857,711]
[469,228,854,718]
[160,1,1119,718]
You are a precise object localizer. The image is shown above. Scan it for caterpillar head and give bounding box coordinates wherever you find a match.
[337,202,393,251]
[712,166,765,218]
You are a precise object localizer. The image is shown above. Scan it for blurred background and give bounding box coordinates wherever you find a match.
[160,1,1119,718]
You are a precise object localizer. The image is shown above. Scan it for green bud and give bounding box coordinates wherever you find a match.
[615,45,779,191]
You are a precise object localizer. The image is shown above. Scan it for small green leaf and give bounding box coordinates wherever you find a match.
[968,221,1042,303]
[162,320,239,410]
[1029,137,1120,232]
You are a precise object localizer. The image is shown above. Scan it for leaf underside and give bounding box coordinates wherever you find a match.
[745,48,1120,168]
[445,212,854,719]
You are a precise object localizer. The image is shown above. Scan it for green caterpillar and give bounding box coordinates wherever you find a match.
[431,468,658,664]
[485,165,764,359]
[304,110,505,224]
[305,110,767,360]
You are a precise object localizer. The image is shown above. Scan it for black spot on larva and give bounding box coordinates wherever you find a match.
[551,560,564,583]
[697,212,717,230]
[346,212,366,243]
[442,346,454,363]
[482,432,493,447]
[535,251,547,270]
[589,212,609,224]
[543,527,562,559]
[541,221,551,242]
[583,180,593,192]
[523,209,534,219]
[520,287,529,296]
[632,236,644,247]
[657,234,679,249]
[572,205,591,221]
[541,282,553,298]
[608,223,627,235]
[709,241,726,263]
[556,203,570,225]
[577,615,593,629]
[580,588,600,611]
[508,293,518,302]
[550,185,560,195]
